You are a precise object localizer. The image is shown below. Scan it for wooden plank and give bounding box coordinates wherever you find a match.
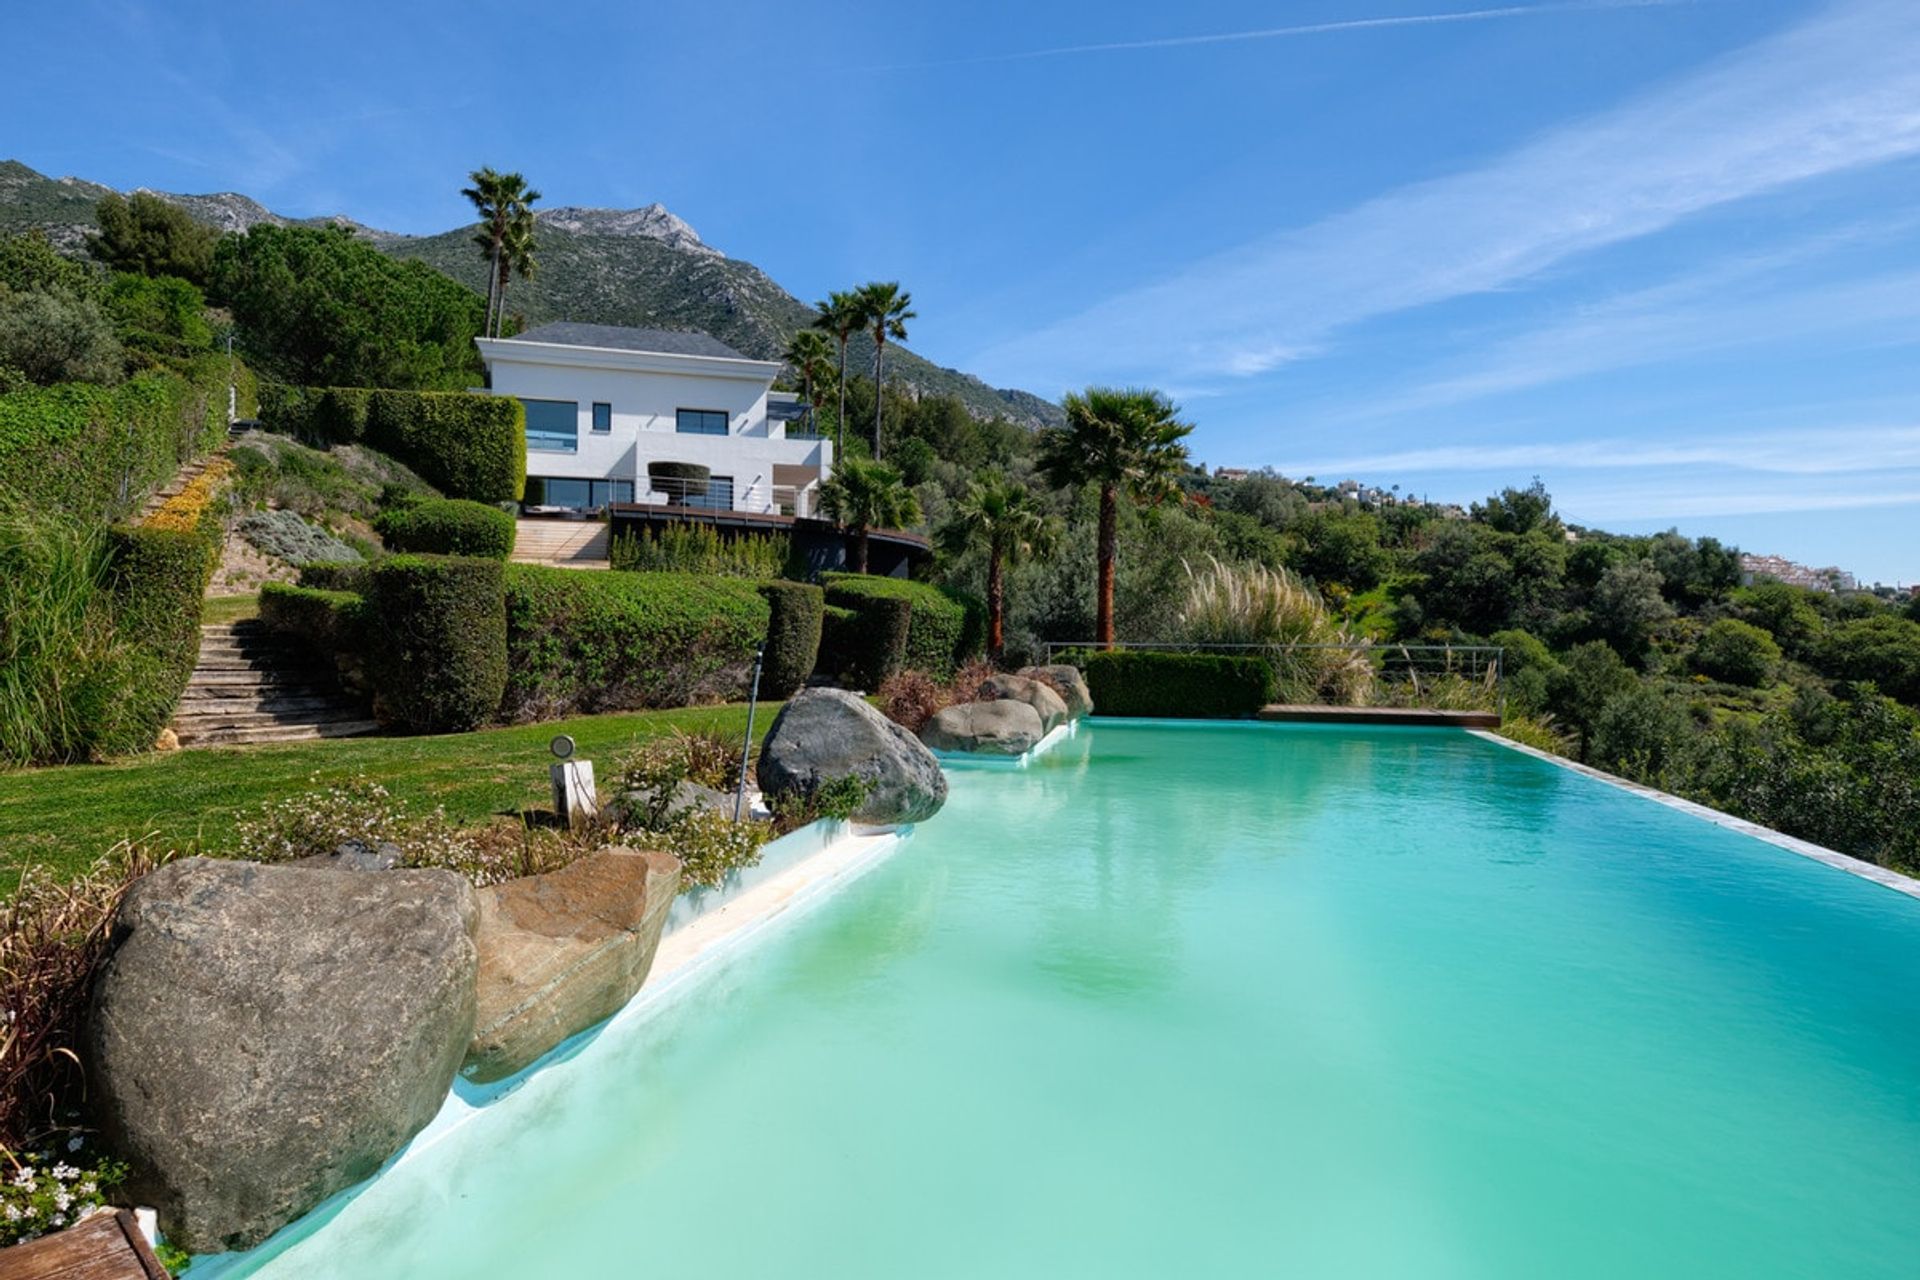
[0,1210,167,1280]
[1256,704,1501,729]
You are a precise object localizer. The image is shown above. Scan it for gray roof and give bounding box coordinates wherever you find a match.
[510,321,749,360]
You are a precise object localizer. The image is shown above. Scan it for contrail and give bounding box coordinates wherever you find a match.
[873,0,1697,71]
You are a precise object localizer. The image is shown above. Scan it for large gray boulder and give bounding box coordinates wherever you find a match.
[464,846,681,1084]
[757,687,947,825]
[920,700,1045,755]
[1019,665,1094,719]
[89,858,479,1254]
[980,673,1069,732]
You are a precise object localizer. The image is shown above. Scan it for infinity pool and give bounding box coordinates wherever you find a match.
[223,722,1920,1278]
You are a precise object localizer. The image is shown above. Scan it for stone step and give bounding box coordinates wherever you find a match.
[191,657,328,676]
[182,676,337,695]
[176,720,381,747]
[176,692,355,715]
[174,707,372,731]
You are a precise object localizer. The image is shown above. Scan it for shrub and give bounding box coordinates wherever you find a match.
[259,582,368,655]
[768,774,868,835]
[818,596,910,691]
[651,809,771,891]
[296,561,373,594]
[1497,713,1573,756]
[0,504,118,767]
[757,581,824,698]
[259,384,525,503]
[1691,618,1781,687]
[236,509,363,565]
[1177,555,1372,703]
[368,555,508,732]
[1820,615,1920,705]
[877,669,949,732]
[501,566,770,720]
[1589,685,1697,786]
[1071,650,1277,718]
[610,523,788,578]
[375,497,515,559]
[823,573,980,674]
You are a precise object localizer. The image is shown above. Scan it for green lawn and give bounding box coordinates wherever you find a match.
[0,703,779,890]
[201,593,262,625]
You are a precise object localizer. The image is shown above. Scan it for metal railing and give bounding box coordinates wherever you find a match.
[1040,641,1507,714]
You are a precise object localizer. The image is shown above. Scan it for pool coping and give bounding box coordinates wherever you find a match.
[1470,728,1920,902]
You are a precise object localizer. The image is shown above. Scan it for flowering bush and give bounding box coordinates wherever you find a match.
[0,1140,126,1247]
[657,809,772,891]
[233,773,503,880]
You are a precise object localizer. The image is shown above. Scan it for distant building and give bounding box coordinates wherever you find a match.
[1739,553,1856,593]
[1213,466,1251,481]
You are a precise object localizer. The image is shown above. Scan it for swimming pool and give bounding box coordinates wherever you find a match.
[217,722,1920,1278]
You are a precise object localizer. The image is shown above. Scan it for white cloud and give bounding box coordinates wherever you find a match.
[972,0,1920,389]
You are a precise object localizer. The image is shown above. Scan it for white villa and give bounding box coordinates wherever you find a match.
[475,322,832,516]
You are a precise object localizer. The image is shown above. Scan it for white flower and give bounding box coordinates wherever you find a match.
[51,1164,76,1181]
[10,1169,35,1190]
[4,1205,20,1221]
[52,1191,70,1212]
[49,1213,64,1227]
[78,1182,96,1197]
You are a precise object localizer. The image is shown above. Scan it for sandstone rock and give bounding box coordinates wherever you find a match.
[919,700,1045,755]
[152,728,180,753]
[89,858,479,1254]
[463,846,681,1084]
[757,688,947,825]
[1018,664,1094,719]
[293,839,402,872]
[980,673,1069,732]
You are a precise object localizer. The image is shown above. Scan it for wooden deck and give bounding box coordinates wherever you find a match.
[0,1210,168,1280]
[1256,704,1501,728]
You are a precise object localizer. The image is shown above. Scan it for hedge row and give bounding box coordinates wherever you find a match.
[500,566,771,721]
[368,556,508,732]
[258,383,525,503]
[0,352,252,524]
[295,561,372,594]
[1070,651,1277,719]
[821,574,981,674]
[259,582,369,656]
[757,581,824,699]
[374,498,515,559]
[819,596,911,691]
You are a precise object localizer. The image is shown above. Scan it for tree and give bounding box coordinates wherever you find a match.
[0,231,119,385]
[1821,615,1920,705]
[942,474,1060,660]
[210,224,484,389]
[1473,478,1556,535]
[813,290,864,454]
[462,168,540,339]
[1546,640,1637,758]
[1291,509,1389,591]
[782,329,835,435]
[1038,387,1193,646]
[819,456,921,574]
[1692,618,1781,687]
[857,281,914,458]
[88,192,217,285]
[1590,558,1673,657]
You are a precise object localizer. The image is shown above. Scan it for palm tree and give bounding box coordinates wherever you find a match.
[942,474,1060,661]
[857,281,914,459]
[782,329,835,436]
[462,168,541,338]
[492,206,538,337]
[1038,387,1194,647]
[812,290,864,454]
[819,456,921,575]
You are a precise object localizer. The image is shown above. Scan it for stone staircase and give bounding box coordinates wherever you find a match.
[512,517,610,568]
[172,621,379,747]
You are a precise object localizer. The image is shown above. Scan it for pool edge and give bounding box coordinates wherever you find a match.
[1469,728,1920,902]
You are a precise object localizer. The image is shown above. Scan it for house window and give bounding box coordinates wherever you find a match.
[522,399,578,453]
[591,402,612,433]
[676,408,729,436]
[685,475,734,510]
[527,478,635,510]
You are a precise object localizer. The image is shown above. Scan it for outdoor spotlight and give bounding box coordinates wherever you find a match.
[549,734,576,761]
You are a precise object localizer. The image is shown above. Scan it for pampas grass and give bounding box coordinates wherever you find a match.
[1176,556,1374,704]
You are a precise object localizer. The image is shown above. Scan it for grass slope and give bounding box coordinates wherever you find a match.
[0,702,780,891]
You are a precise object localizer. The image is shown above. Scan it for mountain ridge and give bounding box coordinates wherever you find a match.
[0,159,1061,426]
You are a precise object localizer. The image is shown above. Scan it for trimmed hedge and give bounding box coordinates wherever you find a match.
[296,561,373,595]
[0,352,252,524]
[259,582,368,656]
[1071,651,1277,719]
[374,498,515,559]
[368,555,508,732]
[819,596,910,691]
[757,581,824,698]
[822,573,981,674]
[501,566,771,721]
[259,384,525,503]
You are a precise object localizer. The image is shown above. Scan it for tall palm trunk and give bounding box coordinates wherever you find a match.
[835,337,848,455]
[495,255,513,339]
[853,525,871,574]
[987,543,1006,660]
[871,336,885,458]
[485,242,503,338]
[1096,483,1118,647]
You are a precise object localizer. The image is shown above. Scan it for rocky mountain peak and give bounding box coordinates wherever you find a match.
[536,203,719,258]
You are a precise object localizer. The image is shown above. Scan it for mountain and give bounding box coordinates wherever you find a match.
[0,160,1062,427]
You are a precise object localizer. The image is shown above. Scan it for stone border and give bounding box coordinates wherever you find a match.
[1470,729,1920,902]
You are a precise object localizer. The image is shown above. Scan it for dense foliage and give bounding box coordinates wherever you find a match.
[756,581,824,699]
[88,192,217,286]
[368,555,509,732]
[1073,651,1277,719]
[818,597,910,691]
[822,573,980,675]
[500,566,770,721]
[211,224,485,389]
[258,382,525,502]
[374,497,516,559]
[609,524,788,578]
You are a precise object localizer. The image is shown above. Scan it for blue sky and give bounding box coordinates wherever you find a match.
[10,0,1920,582]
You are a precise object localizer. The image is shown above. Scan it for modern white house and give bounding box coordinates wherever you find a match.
[474,322,832,516]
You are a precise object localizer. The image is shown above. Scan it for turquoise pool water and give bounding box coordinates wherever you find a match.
[225,723,1920,1278]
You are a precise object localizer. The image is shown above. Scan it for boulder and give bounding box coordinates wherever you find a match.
[463,846,681,1084]
[293,839,402,872]
[980,673,1069,732]
[919,700,1046,755]
[615,779,734,829]
[757,687,947,825]
[1018,664,1094,719]
[89,858,479,1254]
